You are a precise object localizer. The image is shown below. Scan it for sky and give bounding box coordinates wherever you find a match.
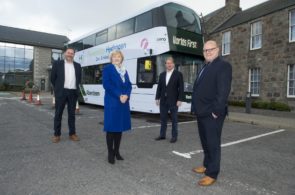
[0,0,269,40]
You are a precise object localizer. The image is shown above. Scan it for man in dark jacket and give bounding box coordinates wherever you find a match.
[155,57,184,143]
[51,48,82,143]
[191,40,232,186]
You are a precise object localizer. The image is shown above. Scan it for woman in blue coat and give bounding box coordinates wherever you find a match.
[103,50,132,164]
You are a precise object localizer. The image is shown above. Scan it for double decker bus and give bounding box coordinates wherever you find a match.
[68,1,204,113]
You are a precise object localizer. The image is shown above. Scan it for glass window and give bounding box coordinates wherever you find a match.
[24,58,33,71]
[288,64,295,97]
[137,57,156,88]
[222,31,231,55]
[135,11,153,32]
[249,68,261,96]
[0,56,4,73]
[0,45,5,56]
[52,49,62,63]
[108,26,116,41]
[250,21,262,50]
[156,53,203,92]
[163,3,201,34]
[81,64,105,84]
[82,66,95,84]
[95,30,108,45]
[290,10,295,42]
[83,35,95,49]
[0,42,34,85]
[15,47,25,58]
[5,57,15,73]
[15,58,25,71]
[116,18,135,38]
[25,48,34,59]
[5,46,15,57]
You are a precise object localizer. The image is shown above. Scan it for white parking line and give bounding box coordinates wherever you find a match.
[172,129,286,159]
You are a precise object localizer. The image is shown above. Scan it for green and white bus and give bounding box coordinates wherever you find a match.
[68,1,204,113]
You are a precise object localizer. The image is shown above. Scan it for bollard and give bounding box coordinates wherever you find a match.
[75,101,80,115]
[35,93,42,105]
[27,90,33,103]
[245,92,252,114]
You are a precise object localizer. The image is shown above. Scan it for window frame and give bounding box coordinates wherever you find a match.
[250,21,262,50]
[136,56,156,88]
[222,31,231,56]
[248,68,261,97]
[287,64,295,98]
[289,9,295,42]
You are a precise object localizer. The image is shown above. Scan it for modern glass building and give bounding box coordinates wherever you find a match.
[0,42,34,85]
[0,25,69,91]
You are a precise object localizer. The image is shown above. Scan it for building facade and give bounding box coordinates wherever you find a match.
[203,0,295,109]
[0,25,68,91]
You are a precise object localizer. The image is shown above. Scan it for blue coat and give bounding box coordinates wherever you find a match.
[103,64,132,132]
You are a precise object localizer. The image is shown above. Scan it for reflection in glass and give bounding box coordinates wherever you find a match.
[116,19,135,38]
[0,42,34,85]
[163,3,201,34]
[135,11,152,32]
[156,53,203,92]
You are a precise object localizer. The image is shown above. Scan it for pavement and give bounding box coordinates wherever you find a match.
[0,91,295,195]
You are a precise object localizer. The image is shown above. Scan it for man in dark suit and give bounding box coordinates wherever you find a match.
[51,48,82,143]
[155,57,184,143]
[191,40,232,186]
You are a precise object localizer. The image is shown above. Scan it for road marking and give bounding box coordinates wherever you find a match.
[172,129,286,159]
[132,120,196,130]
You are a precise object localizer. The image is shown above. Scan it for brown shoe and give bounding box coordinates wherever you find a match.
[52,136,60,143]
[69,134,80,141]
[192,166,206,174]
[198,176,216,186]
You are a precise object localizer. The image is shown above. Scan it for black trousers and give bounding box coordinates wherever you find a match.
[54,89,78,136]
[197,114,225,179]
[106,132,122,155]
[160,103,178,138]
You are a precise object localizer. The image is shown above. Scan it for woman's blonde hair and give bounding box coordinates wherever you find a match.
[109,50,124,64]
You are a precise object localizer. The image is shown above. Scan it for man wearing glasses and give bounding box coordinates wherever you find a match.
[191,40,232,186]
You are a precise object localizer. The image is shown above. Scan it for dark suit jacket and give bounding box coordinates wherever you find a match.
[155,69,184,106]
[191,57,232,117]
[51,60,82,98]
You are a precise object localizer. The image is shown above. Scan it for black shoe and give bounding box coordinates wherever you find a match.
[155,136,166,141]
[108,152,115,164]
[115,153,124,160]
[170,137,177,143]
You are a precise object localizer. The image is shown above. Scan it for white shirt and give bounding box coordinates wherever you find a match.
[166,68,174,85]
[64,60,76,89]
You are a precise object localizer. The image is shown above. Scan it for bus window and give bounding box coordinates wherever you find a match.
[156,53,203,92]
[163,3,201,34]
[108,26,116,41]
[177,56,203,92]
[82,66,95,84]
[82,64,105,85]
[116,18,135,39]
[94,65,104,84]
[95,30,108,45]
[137,57,155,88]
[135,11,152,32]
[83,35,95,49]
